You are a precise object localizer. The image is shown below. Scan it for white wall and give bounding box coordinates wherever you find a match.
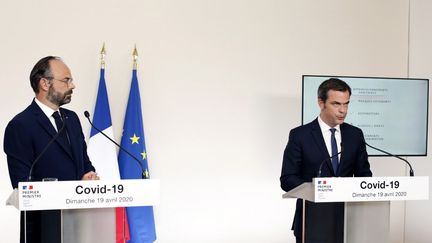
[0,0,426,242]
[404,1,432,242]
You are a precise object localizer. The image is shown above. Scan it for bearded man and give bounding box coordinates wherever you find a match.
[4,56,98,243]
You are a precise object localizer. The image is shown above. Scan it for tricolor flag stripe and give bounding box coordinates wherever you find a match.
[88,68,120,180]
[88,68,129,242]
[90,69,112,136]
[88,126,120,179]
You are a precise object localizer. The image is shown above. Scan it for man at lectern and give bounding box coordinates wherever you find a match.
[4,56,98,243]
[280,78,372,243]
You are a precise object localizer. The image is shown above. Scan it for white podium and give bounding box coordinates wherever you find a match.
[283,176,429,243]
[6,179,160,243]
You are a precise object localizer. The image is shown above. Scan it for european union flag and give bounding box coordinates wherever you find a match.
[118,69,156,243]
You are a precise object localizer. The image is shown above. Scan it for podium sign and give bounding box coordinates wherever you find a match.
[282,176,429,243]
[314,176,429,202]
[15,179,159,211]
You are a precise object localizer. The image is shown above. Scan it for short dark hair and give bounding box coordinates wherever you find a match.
[317,78,352,102]
[29,56,61,93]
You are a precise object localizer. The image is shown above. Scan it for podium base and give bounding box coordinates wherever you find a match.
[303,200,344,243]
[21,210,61,243]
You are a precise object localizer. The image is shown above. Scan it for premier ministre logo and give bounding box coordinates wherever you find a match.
[318,180,327,185]
[22,185,34,190]
[21,185,41,198]
[317,180,333,192]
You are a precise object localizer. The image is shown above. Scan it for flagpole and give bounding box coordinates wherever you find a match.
[131,44,149,180]
[100,43,106,69]
[133,44,138,70]
[119,43,157,242]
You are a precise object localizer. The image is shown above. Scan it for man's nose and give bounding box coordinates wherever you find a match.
[339,105,347,113]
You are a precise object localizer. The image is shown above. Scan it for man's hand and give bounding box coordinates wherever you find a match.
[82,171,100,180]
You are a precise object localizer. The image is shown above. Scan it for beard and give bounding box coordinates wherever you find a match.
[47,85,73,106]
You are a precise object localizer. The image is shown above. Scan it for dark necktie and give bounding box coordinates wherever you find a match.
[52,111,69,144]
[330,128,339,174]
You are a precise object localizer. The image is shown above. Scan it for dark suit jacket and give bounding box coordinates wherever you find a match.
[4,100,95,188]
[280,118,372,236]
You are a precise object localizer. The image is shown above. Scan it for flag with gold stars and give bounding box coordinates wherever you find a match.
[118,69,156,243]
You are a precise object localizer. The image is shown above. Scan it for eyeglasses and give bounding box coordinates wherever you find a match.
[45,77,74,85]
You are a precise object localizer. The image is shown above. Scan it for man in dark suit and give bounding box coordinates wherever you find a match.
[4,56,98,243]
[280,78,372,243]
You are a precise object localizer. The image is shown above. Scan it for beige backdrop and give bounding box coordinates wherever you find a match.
[1,0,430,242]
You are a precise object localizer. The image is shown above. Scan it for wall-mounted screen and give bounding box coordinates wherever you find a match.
[302,75,429,156]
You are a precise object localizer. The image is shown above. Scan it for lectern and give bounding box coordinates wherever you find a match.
[283,176,429,243]
[6,179,160,243]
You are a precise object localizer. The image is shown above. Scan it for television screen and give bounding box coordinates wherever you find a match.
[302,75,429,156]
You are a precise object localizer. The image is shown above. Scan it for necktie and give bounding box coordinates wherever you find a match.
[330,128,339,174]
[52,111,69,144]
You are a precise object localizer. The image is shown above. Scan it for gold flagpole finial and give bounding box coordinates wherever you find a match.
[100,42,106,69]
[133,44,138,70]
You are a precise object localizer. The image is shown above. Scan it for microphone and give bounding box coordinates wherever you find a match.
[317,143,343,177]
[365,142,414,176]
[28,113,67,181]
[84,111,147,179]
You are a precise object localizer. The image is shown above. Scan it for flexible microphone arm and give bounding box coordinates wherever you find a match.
[317,143,343,177]
[365,142,414,176]
[28,113,67,181]
[317,151,342,177]
[84,111,147,179]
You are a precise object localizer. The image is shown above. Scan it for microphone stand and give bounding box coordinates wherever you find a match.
[317,151,342,177]
[365,142,414,176]
[28,113,67,181]
[84,111,147,179]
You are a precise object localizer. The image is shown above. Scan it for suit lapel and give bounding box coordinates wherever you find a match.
[338,123,348,175]
[311,119,336,176]
[31,101,73,158]
[60,109,84,178]
[61,109,79,161]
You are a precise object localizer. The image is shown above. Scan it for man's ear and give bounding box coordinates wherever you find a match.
[39,78,50,92]
[318,98,325,110]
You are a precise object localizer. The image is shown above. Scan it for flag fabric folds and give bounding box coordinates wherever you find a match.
[88,69,120,180]
[87,68,130,243]
[118,69,157,243]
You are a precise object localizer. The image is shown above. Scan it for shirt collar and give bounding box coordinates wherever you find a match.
[34,98,59,118]
[317,115,340,133]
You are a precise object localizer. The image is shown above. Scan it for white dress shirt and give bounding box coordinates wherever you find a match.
[317,116,342,160]
[34,98,61,132]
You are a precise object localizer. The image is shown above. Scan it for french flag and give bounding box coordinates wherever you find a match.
[87,68,130,242]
